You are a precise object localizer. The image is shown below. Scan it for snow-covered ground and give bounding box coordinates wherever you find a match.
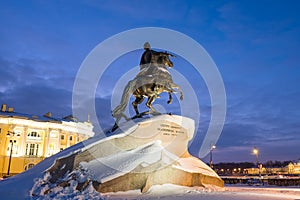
[103,184,300,200]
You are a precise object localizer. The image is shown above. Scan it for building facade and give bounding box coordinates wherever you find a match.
[244,163,300,175]
[0,104,94,177]
[215,163,300,176]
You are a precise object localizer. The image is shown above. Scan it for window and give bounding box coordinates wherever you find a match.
[6,140,18,155]
[25,163,35,170]
[36,144,39,156]
[50,131,57,138]
[27,131,41,139]
[29,144,35,155]
[49,143,56,155]
[69,135,73,141]
[25,143,40,156]
[0,128,2,134]
[13,143,18,154]
[61,135,65,140]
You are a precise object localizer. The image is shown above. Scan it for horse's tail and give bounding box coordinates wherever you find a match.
[112,80,135,119]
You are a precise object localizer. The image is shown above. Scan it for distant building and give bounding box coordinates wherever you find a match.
[0,104,94,177]
[243,162,300,175]
[214,161,300,176]
[286,162,300,174]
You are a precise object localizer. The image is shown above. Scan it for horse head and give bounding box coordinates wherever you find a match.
[153,52,174,68]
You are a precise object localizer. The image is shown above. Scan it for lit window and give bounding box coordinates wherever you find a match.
[6,140,18,156]
[13,144,18,154]
[35,144,39,156]
[29,144,35,155]
[49,143,56,155]
[50,131,57,138]
[25,143,40,156]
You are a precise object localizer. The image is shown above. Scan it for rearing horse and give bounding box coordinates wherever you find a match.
[133,52,183,114]
[112,52,184,129]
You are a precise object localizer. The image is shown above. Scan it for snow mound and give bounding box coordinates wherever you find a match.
[30,169,104,200]
[173,157,219,177]
[80,140,178,183]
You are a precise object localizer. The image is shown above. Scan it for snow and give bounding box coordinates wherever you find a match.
[81,127,136,152]
[102,184,300,200]
[80,140,174,183]
[30,169,103,200]
[173,157,219,177]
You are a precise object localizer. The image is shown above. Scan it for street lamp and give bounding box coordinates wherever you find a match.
[252,147,260,176]
[210,144,216,168]
[252,147,258,163]
[6,131,20,176]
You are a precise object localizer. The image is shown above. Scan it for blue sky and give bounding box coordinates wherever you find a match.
[1,0,300,163]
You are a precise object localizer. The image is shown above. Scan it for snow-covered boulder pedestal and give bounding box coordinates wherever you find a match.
[46,114,224,194]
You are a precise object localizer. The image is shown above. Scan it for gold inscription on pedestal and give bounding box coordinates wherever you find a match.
[157,123,185,136]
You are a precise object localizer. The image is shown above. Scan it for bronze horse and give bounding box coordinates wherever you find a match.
[132,52,183,114]
[112,52,184,129]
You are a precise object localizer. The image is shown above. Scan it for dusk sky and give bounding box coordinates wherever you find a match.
[1,1,300,163]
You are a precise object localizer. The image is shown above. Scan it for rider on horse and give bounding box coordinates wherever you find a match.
[140,42,167,70]
[111,42,183,131]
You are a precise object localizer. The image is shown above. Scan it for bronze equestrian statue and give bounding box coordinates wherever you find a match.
[111,43,184,130]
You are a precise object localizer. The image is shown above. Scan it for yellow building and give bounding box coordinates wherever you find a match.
[0,104,94,177]
[287,162,300,174]
[245,162,300,175]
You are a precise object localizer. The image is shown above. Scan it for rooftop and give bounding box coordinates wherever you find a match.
[0,104,78,123]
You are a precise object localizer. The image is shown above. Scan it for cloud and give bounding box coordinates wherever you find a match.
[3,84,72,116]
[0,56,74,117]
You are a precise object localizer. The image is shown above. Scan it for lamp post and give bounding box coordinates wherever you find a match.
[252,147,260,176]
[6,131,20,176]
[209,144,216,168]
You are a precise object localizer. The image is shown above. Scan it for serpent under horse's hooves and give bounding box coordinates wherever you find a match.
[112,52,184,130]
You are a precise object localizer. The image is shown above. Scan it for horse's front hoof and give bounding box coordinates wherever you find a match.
[167,100,172,104]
